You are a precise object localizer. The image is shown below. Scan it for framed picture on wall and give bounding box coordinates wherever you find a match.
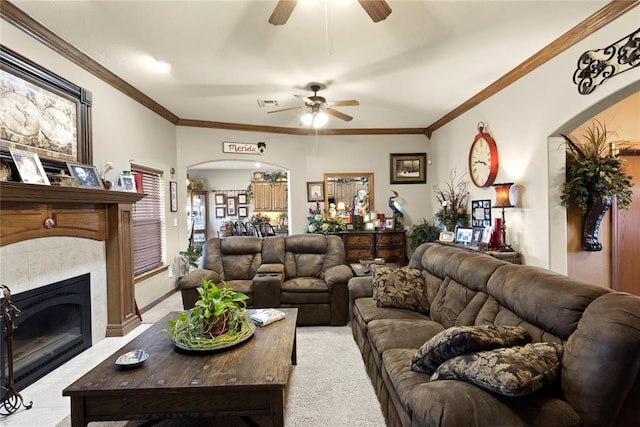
[390,153,427,184]
[307,181,324,202]
[215,207,225,218]
[238,206,248,218]
[237,193,247,205]
[170,181,178,212]
[227,196,236,216]
[214,193,226,205]
[472,199,491,227]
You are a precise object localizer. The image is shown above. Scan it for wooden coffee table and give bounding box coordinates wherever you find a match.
[63,308,298,427]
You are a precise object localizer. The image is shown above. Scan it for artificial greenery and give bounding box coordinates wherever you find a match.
[264,170,287,183]
[408,219,441,250]
[561,120,634,212]
[433,169,470,231]
[166,280,252,348]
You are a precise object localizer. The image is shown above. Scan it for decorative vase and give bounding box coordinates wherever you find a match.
[582,193,612,252]
[491,218,502,251]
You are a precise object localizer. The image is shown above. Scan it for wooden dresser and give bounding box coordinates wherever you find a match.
[338,230,406,266]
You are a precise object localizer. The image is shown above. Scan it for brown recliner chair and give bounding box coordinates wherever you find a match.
[280,234,353,326]
[179,236,269,308]
[178,234,352,326]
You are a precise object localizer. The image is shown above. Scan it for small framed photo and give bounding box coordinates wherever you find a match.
[119,174,136,192]
[470,227,484,247]
[170,181,178,212]
[237,193,247,205]
[214,193,226,205]
[66,162,103,188]
[472,199,491,227]
[384,217,395,230]
[10,149,50,185]
[215,206,226,218]
[253,171,264,181]
[481,226,493,244]
[227,196,236,216]
[455,227,473,244]
[238,206,248,218]
[307,181,324,202]
[439,230,454,242]
[390,152,427,184]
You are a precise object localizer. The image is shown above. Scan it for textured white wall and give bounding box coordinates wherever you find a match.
[429,10,640,270]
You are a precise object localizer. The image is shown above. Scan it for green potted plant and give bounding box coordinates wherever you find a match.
[166,280,253,349]
[561,120,634,251]
[408,219,441,250]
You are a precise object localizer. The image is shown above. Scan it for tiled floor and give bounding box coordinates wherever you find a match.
[2,291,183,427]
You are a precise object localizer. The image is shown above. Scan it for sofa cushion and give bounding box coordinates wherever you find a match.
[383,348,580,427]
[411,325,531,375]
[368,319,445,369]
[429,276,480,328]
[372,266,429,313]
[431,342,563,397]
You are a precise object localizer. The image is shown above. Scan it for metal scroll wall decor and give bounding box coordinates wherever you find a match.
[573,28,639,94]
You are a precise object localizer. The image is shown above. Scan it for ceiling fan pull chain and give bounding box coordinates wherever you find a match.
[325,0,333,56]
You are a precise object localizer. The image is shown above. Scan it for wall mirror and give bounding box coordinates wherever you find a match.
[323,172,374,216]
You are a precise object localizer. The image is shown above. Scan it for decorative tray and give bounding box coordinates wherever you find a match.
[115,349,149,369]
[172,321,256,354]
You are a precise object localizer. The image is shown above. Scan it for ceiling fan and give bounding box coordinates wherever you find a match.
[268,83,360,126]
[269,0,392,26]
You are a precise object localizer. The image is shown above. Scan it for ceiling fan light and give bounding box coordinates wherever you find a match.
[313,111,329,128]
[301,112,314,126]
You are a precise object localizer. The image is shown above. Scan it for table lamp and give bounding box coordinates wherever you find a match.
[492,182,514,252]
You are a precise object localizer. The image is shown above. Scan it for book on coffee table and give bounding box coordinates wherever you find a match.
[248,308,286,326]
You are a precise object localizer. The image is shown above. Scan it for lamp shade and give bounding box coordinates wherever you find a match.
[492,182,514,208]
[337,202,346,210]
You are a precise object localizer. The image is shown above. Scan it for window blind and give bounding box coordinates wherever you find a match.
[131,165,165,276]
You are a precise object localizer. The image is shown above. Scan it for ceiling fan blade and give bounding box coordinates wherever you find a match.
[326,108,354,122]
[358,0,392,23]
[294,94,315,104]
[269,0,298,26]
[267,106,302,114]
[330,100,360,107]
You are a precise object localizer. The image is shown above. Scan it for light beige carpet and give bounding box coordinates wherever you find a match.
[55,325,386,427]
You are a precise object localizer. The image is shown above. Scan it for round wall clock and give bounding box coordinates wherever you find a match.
[468,122,499,187]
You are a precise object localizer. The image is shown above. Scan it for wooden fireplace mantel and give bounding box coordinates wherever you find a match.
[0,181,145,337]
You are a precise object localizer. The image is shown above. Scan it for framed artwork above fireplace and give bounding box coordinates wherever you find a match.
[0,46,93,174]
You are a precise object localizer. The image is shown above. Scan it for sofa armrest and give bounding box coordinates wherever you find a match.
[257,263,285,275]
[178,269,220,289]
[348,276,374,301]
[252,271,283,308]
[324,264,354,292]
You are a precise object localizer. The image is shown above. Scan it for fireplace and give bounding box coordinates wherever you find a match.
[1,274,92,398]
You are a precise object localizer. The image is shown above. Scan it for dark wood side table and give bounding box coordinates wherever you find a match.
[436,241,522,264]
[339,230,406,266]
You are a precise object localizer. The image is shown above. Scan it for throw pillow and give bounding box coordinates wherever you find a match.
[430,342,564,397]
[411,325,531,374]
[372,266,429,313]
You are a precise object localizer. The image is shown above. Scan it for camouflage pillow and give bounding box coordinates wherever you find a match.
[430,342,564,397]
[372,266,429,313]
[411,325,531,374]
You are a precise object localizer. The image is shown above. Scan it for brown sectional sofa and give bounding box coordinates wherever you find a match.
[348,242,640,427]
[179,234,353,325]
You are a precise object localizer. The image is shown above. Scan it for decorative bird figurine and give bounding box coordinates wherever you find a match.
[388,191,404,230]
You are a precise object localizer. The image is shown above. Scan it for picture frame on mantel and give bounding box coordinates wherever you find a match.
[390,153,427,184]
[0,46,92,172]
